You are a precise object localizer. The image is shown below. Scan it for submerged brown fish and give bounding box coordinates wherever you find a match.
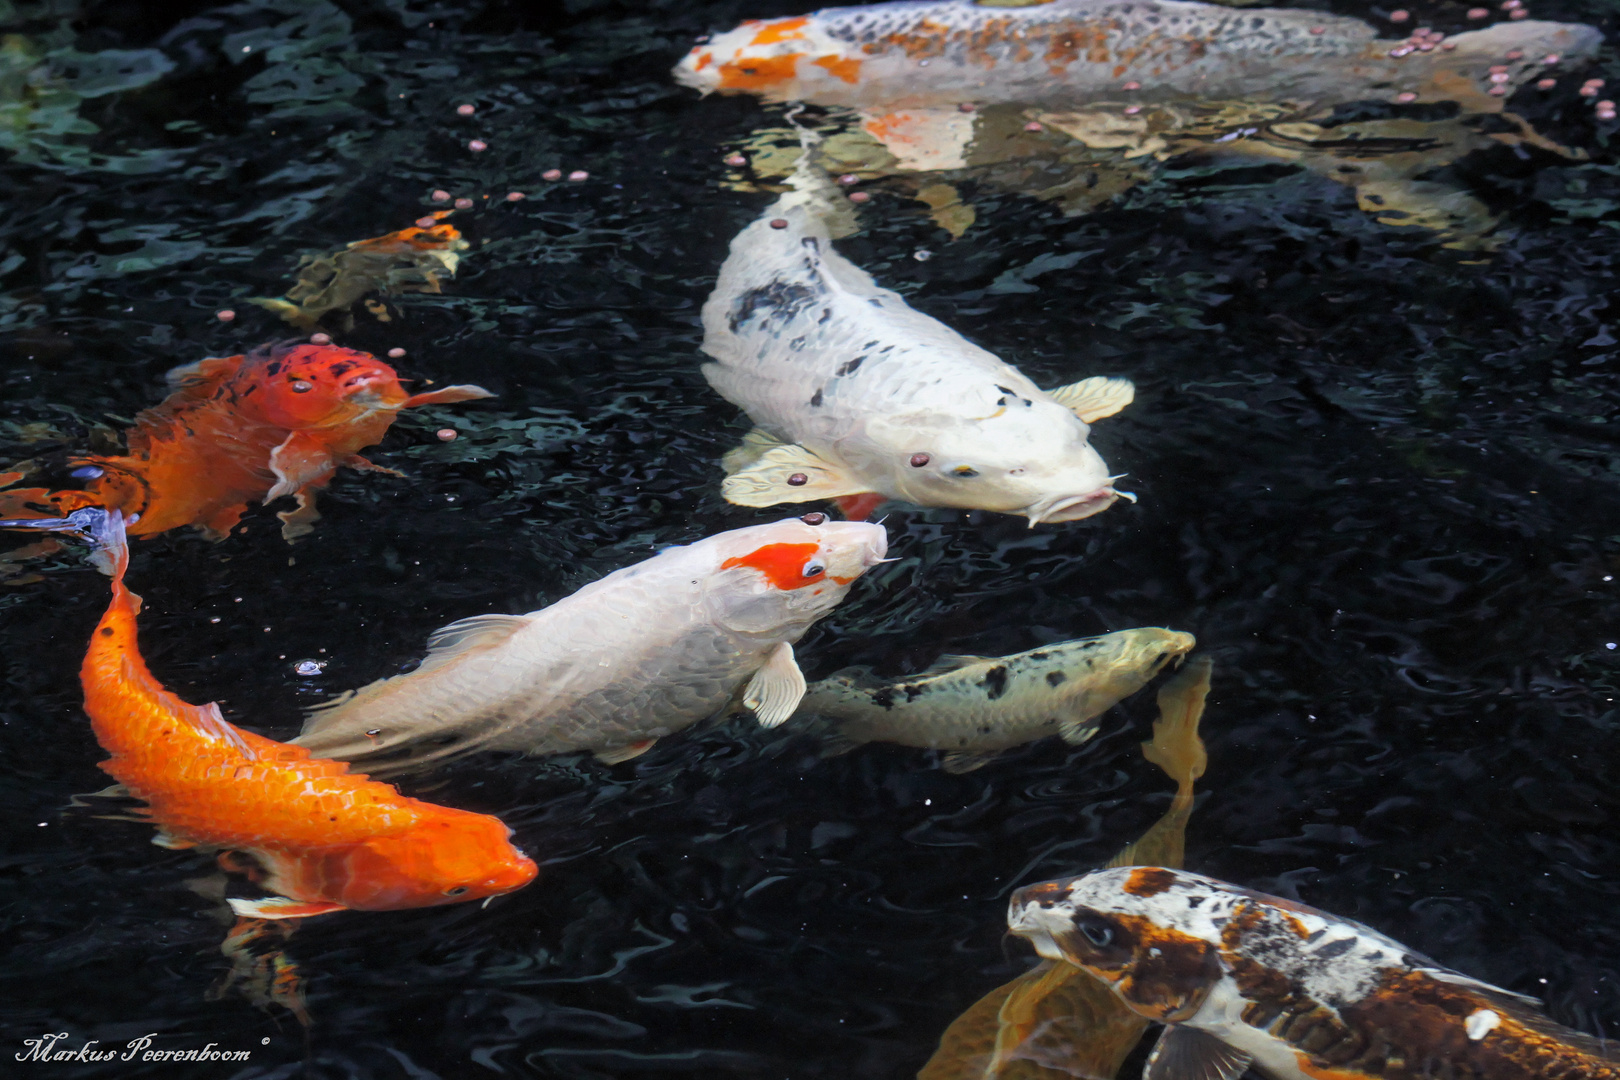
[920,655,1213,1080]
[802,629,1195,772]
[1009,864,1620,1080]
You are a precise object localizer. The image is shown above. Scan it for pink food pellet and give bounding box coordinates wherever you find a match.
[1585,78,1605,86]
[1467,7,1488,17]
[1309,26,1325,34]
[1122,81,1141,91]
[415,216,437,227]
[1537,78,1557,89]
[436,429,458,441]
[1124,105,1142,115]
[1544,54,1560,63]
[1600,99,1617,108]
[848,191,871,203]
[506,191,525,202]
[456,104,475,116]
[1024,121,1044,131]
[568,170,588,181]
[431,189,451,202]
[1600,110,1618,121]
[542,168,562,181]
[957,102,975,112]
[1441,41,1457,50]
[1581,85,1600,96]
[1488,85,1507,95]
[837,174,859,185]
[454,197,474,209]
[1501,0,1520,8]
[725,154,747,166]
[311,333,332,345]
[1417,42,1434,51]
[1396,92,1418,102]
[1506,50,1523,59]
[468,139,487,152]
[216,309,235,322]
[769,218,788,229]
[1489,64,1509,73]
[388,348,406,358]
[1389,9,1409,22]
[1509,8,1527,17]
[1489,72,1511,83]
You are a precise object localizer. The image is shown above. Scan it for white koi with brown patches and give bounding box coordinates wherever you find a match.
[296,517,887,769]
[1009,868,1620,1080]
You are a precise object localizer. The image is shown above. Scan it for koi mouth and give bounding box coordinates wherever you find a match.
[1024,484,1135,527]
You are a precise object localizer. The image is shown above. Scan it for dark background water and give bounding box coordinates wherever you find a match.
[4,0,1620,1076]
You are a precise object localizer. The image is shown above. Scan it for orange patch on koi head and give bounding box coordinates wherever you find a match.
[751,17,808,45]
[812,55,862,84]
[718,53,801,90]
[1123,867,1179,897]
[721,541,828,590]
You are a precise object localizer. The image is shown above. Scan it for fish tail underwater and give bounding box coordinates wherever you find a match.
[2,0,1619,1076]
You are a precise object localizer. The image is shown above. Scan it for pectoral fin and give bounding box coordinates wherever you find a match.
[720,428,787,475]
[227,897,348,920]
[721,444,870,507]
[405,384,495,407]
[1059,714,1102,745]
[941,749,1004,773]
[268,432,338,540]
[818,730,865,758]
[743,641,807,728]
[1144,1026,1252,1080]
[1047,376,1135,422]
[594,739,657,765]
[152,829,198,850]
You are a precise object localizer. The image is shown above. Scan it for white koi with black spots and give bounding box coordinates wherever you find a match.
[702,130,1136,524]
[800,628,1194,771]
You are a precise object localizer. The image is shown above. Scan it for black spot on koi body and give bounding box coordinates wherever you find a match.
[1046,671,1067,687]
[819,308,832,324]
[265,359,286,377]
[729,279,820,333]
[809,389,823,407]
[1314,938,1356,960]
[863,340,880,349]
[791,337,807,351]
[327,360,359,378]
[1030,652,1049,661]
[871,688,895,710]
[802,237,820,253]
[836,356,865,377]
[981,666,1009,700]
[902,684,924,702]
[99,627,114,637]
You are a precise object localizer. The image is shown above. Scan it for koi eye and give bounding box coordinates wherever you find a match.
[909,453,931,468]
[952,466,979,478]
[802,562,825,578]
[444,885,469,896]
[289,380,313,393]
[1078,917,1114,948]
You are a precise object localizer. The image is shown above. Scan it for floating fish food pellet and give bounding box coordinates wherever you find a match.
[725,154,747,166]
[311,333,332,345]
[456,104,475,116]
[542,168,562,181]
[216,309,235,322]
[468,139,487,152]
[455,197,474,209]
[568,170,589,181]
[848,191,871,203]
[388,347,406,358]
[437,428,458,441]
[787,473,809,486]
[769,218,789,229]
[506,191,525,201]
[800,512,827,525]
[431,189,451,202]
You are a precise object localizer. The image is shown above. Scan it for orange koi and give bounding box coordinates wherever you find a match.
[0,342,492,544]
[9,509,537,920]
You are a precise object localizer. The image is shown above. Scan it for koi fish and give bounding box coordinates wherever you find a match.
[921,656,1212,1080]
[251,212,468,331]
[803,628,1194,772]
[0,342,492,544]
[703,128,1135,524]
[1008,866,1620,1080]
[295,514,889,770]
[676,2,1601,116]
[5,509,537,920]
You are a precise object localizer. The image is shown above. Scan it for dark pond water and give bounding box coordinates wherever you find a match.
[3,0,1620,1076]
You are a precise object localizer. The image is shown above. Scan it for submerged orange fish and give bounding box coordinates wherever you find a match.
[0,342,492,544]
[13,509,537,920]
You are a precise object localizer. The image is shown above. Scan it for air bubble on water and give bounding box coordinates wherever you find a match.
[295,660,326,676]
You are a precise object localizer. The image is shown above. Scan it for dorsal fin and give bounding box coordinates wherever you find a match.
[915,653,987,677]
[163,355,243,395]
[414,613,533,676]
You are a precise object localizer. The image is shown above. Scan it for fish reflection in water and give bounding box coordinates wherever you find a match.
[207,917,311,1029]
[919,655,1212,1080]
[800,628,1195,773]
[250,211,468,331]
[696,1,1600,248]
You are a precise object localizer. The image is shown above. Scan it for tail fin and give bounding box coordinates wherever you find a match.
[771,109,859,239]
[0,507,129,579]
[1142,655,1211,793]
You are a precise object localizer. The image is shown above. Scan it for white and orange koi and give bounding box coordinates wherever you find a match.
[296,514,888,769]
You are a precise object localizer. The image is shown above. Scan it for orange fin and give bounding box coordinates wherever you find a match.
[834,492,887,521]
[341,454,404,478]
[405,384,495,407]
[227,897,347,920]
[594,739,657,765]
[268,432,338,541]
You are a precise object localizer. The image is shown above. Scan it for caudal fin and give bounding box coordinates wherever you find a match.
[0,506,129,580]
